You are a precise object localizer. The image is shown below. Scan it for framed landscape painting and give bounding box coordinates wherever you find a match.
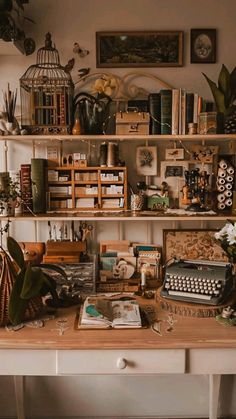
[96,31,183,68]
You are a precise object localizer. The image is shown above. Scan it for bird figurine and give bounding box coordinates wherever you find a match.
[77,68,90,78]
[73,43,89,58]
[64,58,75,73]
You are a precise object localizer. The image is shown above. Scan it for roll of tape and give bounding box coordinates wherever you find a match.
[217,184,225,192]
[227,166,234,175]
[217,193,225,202]
[226,175,234,182]
[217,202,225,210]
[217,177,225,185]
[219,159,228,169]
[224,190,232,197]
[225,198,233,207]
[225,183,233,190]
[218,168,227,178]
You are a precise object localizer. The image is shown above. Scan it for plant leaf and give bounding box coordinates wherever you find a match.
[218,64,231,108]
[7,236,24,270]
[39,263,67,279]
[202,73,226,114]
[20,266,44,299]
[230,66,236,102]
[40,272,58,297]
[8,269,28,325]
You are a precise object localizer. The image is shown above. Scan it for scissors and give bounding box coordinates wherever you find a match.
[81,222,93,241]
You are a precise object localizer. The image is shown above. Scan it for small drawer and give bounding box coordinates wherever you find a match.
[57,349,186,375]
[189,349,236,374]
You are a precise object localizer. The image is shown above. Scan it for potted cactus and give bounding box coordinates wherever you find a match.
[203,64,236,133]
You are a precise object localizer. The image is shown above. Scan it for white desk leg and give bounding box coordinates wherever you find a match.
[209,374,221,419]
[13,376,25,419]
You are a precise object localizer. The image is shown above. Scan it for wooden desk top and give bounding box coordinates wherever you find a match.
[0,303,236,350]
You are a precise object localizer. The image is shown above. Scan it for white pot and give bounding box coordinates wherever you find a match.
[0,202,9,216]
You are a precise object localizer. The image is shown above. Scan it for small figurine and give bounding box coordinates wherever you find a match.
[216,306,236,326]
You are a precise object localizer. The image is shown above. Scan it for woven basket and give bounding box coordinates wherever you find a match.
[0,251,43,326]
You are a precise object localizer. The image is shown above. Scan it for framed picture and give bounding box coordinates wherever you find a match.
[190,29,216,63]
[188,145,219,163]
[96,31,183,68]
[165,148,184,160]
[136,146,157,176]
[160,160,189,178]
[163,229,228,263]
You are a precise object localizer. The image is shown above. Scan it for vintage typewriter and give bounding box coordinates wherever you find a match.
[161,259,234,305]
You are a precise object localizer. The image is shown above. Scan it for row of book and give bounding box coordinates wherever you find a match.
[148,89,214,135]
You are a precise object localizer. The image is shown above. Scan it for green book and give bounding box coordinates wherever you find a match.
[160,89,172,135]
[31,158,47,213]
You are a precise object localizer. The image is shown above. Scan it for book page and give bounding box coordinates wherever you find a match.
[111,300,142,328]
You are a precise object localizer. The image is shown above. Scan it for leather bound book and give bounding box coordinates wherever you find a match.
[160,90,172,135]
[148,93,161,134]
[186,92,194,130]
[20,164,33,213]
[31,158,47,213]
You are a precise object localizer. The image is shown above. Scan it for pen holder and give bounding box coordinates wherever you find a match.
[131,194,144,211]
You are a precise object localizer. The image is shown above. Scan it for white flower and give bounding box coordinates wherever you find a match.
[92,76,117,97]
[227,223,236,245]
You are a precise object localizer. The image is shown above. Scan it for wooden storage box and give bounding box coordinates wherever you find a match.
[116,111,149,135]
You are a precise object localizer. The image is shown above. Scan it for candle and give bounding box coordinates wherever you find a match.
[141,270,146,287]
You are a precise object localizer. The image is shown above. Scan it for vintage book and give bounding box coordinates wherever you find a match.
[20,164,33,213]
[186,92,194,130]
[180,89,186,135]
[171,89,180,135]
[148,93,161,134]
[160,89,172,135]
[31,158,47,213]
[78,295,142,329]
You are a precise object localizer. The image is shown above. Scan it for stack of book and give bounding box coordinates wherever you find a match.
[148,89,213,135]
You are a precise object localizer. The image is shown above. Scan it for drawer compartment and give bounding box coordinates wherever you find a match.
[189,349,236,374]
[57,349,186,375]
[0,350,56,375]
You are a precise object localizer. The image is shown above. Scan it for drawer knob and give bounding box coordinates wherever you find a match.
[117,357,127,369]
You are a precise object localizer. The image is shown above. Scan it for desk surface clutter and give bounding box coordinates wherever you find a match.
[1,296,236,350]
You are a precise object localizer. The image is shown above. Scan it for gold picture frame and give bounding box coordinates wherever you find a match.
[96,31,183,68]
[163,229,228,263]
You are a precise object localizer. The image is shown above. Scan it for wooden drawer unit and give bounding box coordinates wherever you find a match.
[57,349,186,375]
[0,349,56,375]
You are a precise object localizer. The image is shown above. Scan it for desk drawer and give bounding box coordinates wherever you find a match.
[57,349,186,375]
[0,349,56,375]
[189,349,236,374]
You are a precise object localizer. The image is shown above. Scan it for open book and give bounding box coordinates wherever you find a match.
[78,295,142,329]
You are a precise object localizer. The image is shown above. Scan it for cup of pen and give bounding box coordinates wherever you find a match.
[131,194,144,212]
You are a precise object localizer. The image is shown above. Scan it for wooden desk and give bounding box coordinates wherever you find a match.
[1,306,236,419]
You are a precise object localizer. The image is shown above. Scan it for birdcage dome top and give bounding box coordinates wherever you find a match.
[20,33,73,87]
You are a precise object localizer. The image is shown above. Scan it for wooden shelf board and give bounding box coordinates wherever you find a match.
[1,134,236,142]
[2,212,236,221]
[74,181,98,184]
[102,194,124,198]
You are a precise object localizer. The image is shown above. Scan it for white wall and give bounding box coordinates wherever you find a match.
[1,1,236,418]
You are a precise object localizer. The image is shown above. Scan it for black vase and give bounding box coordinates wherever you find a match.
[74,92,111,135]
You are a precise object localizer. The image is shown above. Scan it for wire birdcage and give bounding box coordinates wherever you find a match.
[20,33,74,135]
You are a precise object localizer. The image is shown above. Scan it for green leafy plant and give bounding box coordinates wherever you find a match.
[7,236,66,325]
[203,64,236,116]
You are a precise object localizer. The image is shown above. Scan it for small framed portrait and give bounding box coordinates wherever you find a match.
[190,29,216,63]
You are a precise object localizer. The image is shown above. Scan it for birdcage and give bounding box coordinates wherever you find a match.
[20,33,74,135]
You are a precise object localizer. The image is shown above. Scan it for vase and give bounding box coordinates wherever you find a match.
[72,118,82,135]
[74,92,111,135]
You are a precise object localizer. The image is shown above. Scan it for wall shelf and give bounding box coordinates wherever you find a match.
[1,134,236,142]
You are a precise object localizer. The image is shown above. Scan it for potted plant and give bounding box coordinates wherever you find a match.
[0,236,67,326]
[203,64,236,133]
[0,173,21,216]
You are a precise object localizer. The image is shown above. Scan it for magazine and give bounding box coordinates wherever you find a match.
[78,295,142,329]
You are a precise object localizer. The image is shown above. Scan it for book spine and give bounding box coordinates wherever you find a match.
[171,89,180,135]
[148,93,161,134]
[31,159,47,213]
[180,89,186,135]
[20,164,33,213]
[186,92,194,130]
[193,93,199,124]
[160,90,172,135]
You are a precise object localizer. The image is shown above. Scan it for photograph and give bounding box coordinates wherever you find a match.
[163,229,228,263]
[96,31,183,67]
[190,29,216,63]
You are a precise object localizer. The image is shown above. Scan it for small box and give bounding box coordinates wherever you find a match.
[116,111,149,135]
[198,112,224,135]
[147,195,169,210]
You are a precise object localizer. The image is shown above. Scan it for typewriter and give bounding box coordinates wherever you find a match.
[161,259,234,305]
